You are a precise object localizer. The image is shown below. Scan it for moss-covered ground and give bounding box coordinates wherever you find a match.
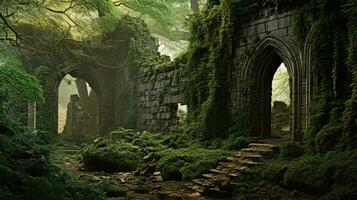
[46,127,355,200]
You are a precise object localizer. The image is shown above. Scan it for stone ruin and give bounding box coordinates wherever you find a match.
[28,2,322,141]
[63,94,93,136]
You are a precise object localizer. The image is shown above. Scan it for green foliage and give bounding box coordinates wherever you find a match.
[271,101,290,135]
[225,136,255,150]
[279,142,304,160]
[261,164,288,185]
[205,135,256,150]
[113,16,165,129]
[81,127,230,181]
[283,150,357,196]
[157,147,230,180]
[82,140,144,172]
[342,0,357,145]
[0,45,44,116]
[0,113,107,200]
[110,127,192,152]
[293,0,356,150]
[95,178,126,197]
[315,123,343,153]
[181,0,242,139]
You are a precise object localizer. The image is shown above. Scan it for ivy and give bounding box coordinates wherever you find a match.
[181,0,249,139]
[293,0,356,151]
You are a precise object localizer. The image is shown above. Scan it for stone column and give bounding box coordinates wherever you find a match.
[27,102,36,130]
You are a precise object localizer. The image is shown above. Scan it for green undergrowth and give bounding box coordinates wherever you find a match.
[279,142,305,160]
[0,113,111,200]
[82,140,144,172]
[157,147,230,180]
[293,0,357,150]
[204,135,256,150]
[231,149,357,199]
[81,127,235,180]
[283,150,357,198]
[81,128,192,172]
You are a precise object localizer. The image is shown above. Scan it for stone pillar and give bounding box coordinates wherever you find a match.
[37,79,58,133]
[27,102,36,130]
[34,66,59,133]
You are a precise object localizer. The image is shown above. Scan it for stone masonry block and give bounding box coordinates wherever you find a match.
[267,20,278,31]
[278,16,291,28]
[271,28,288,36]
[256,23,266,34]
[248,26,257,36]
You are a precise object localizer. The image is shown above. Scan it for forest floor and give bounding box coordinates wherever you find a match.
[51,137,318,200]
[52,143,234,200]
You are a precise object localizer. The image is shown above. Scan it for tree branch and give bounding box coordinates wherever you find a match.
[0,12,23,46]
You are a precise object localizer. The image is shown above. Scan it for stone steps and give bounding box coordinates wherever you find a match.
[188,142,278,197]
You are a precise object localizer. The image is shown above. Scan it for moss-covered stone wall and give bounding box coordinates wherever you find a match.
[179,0,356,149]
[138,63,182,133]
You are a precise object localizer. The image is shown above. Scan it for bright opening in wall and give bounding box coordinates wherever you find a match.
[272,63,290,105]
[177,103,188,124]
[271,63,291,135]
[58,74,97,134]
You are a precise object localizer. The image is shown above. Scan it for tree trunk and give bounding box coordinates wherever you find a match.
[190,0,200,14]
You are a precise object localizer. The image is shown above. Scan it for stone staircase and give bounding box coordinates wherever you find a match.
[189,142,279,197]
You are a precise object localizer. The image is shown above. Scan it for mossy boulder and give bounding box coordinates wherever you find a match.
[82,140,144,172]
[283,150,357,196]
[279,142,304,160]
[157,147,230,180]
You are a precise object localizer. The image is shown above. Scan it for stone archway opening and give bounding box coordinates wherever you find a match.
[244,39,300,139]
[58,74,99,135]
[271,63,291,137]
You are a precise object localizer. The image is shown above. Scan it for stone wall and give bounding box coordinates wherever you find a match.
[229,5,309,140]
[138,64,182,132]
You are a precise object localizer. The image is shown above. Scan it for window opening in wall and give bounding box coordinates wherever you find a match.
[177,103,188,124]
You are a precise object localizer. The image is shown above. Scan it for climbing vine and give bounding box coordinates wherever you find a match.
[180,0,254,139]
[293,0,356,151]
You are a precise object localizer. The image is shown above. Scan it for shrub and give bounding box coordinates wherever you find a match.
[157,147,230,180]
[283,150,357,196]
[224,136,256,150]
[279,142,304,160]
[315,124,343,153]
[261,165,288,185]
[0,113,108,200]
[82,141,144,172]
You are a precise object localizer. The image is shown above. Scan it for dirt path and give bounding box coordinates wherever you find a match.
[52,145,210,199]
[51,140,316,200]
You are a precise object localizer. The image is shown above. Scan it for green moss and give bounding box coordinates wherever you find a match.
[279,142,304,160]
[261,164,288,185]
[157,147,230,180]
[82,140,144,172]
[181,0,256,139]
[0,113,108,200]
[293,0,356,150]
[315,123,343,153]
[283,150,357,196]
[224,136,256,150]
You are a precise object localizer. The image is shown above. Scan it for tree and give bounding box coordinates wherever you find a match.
[0,45,43,116]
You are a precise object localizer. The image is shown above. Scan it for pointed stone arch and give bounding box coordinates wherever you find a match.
[241,35,304,140]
